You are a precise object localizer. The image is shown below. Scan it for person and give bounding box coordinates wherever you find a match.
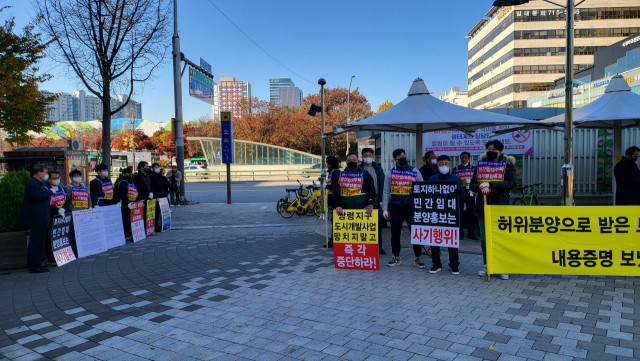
[382,148,425,268]
[150,163,167,232]
[160,168,174,200]
[134,161,153,201]
[360,148,386,254]
[89,164,114,208]
[323,156,340,249]
[470,140,516,280]
[419,151,437,182]
[21,164,53,273]
[331,152,377,218]
[453,152,478,240]
[64,169,91,257]
[427,155,465,275]
[166,165,182,205]
[614,146,640,205]
[44,170,71,265]
[117,167,138,242]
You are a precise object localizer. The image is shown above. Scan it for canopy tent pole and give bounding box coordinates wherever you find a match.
[416,124,423,167]
[613,120,622,205]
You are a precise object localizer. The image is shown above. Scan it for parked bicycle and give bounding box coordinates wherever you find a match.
[512,183,543,206]
[276,181,301,213]
[280,181,322,218]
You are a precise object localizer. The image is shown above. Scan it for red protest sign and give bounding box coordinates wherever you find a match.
[130,201,146,242]
[334,243,379,270]
[476,160,506,182]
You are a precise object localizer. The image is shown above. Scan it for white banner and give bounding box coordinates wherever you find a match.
[158,197,171,232]
[422,126,533,156]
[72,209,107,258]
[99,205,126,249]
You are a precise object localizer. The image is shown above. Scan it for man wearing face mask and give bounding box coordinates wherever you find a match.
[419,151,437,182]
[614,146,640,205]
[453,152,478,240]
[323,156,340,249]
[44,170,71,265]
[21,164,54,273]
[470,140,516,280]
[382,149,425,268]
[134,161,153,201]
[90,164,114,208]
[149,163,168,232]
[118,167,138,242]
[331,152,377,219]
[360,148,386,254]
[427,155,465,274]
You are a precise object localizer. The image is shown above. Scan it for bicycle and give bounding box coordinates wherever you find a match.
[512,183,544,205]
[280,182,321,218]
[276,181,301,213]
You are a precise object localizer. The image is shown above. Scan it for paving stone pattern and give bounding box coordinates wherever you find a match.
[1,204,639,361]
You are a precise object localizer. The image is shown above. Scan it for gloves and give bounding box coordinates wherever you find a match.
[481,187,491,195]
[383,211,389,220]
[118,202,122,208]
[148,192,154,199]
[128,203,134,210]
[58,208,65,217]
[479,182,490,190]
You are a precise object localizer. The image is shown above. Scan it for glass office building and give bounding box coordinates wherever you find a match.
[269,78,295,106]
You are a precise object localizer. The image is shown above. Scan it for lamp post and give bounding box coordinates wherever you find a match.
[319,78,327,220]
[345,75,355,156]
[172,0,185,198]
[493,0,578,205]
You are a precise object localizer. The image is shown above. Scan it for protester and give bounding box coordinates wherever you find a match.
[614,146,640,205]
[453,152,478,240]
[382,148,425,268]
[360,148,386,254]
[331,153,377,218]
[90,164,114,208]
[470,140,516,280]
[117,167,138,242]
[160,168,174,199]
[134,161,152,201]
[166,165,182,205]
[419,151,437,181]
[323,156,340,249]
[150,163,167,232]
[21,164,52,273]
[427,155,464,274]
[64,169,91,257]
[44,170,71,265]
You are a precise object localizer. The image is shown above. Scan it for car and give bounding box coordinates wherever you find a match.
[184,165,209,178]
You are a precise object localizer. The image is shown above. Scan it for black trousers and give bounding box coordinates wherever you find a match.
[389,204,422,258]
[431,246,459,269]
[28,224,48,271]
[121,206,133,241]
[461,194,478,238]
[374,204,383,251]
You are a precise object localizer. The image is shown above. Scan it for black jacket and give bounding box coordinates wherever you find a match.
[470,153,517,214]
[134,172,151,201]
[419,163,437,183]
[21,176,52,225]
[118,177,138,207]
[89,176,114,207]
[359,161,385,204]
[161,175,173,195]
[614,158,640,205]
[331,167,377,209]
[150,172,167,199]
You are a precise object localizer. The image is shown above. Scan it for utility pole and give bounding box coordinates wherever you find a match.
[172,0,185,198]
[319,78,326,219]
[562,0,575,206]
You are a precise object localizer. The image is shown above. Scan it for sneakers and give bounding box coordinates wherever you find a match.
[379,248,386,255]
[478,265,487,276]
[387,257,402,267]
[414,258,425,269]
[451,267,460,275]
[500,274,509,280]
[429,266,441,274]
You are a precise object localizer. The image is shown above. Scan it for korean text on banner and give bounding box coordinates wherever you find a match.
[100,205,126,249]
[422,126,533,156]
[410,182,460,248]
[158,197,171,232]
[486,206,640,276]
[72,208,107,258]
[146,199,156,237]
[476,160,507,182]
[51,214,76,267]
[332,209,379,270]
[130,201,146,242]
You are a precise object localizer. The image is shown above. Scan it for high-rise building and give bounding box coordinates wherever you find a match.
[280,86,303,107]
[216,77,251,114]
[41,90,142,122]
[466,1,640,110]
[438,86,468,107]
[269,77,295,105]
[111,94,142,119]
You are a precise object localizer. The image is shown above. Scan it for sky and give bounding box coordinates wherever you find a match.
[5,0,491,122]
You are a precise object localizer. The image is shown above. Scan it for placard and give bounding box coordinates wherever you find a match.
[146,199,156,237]
[476,160,507,182]
[453,167,474,188]
[130,201,146,242]
[158,197,171,232]
[422,126,533,156]
[72,208,107,258]
[332,209,379,270]
[410,182,460,248]
[51,214,76,267]
[99,205,126,249]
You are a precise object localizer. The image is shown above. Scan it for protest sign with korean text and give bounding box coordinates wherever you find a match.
[130,201,146,242]
[486,206,640,276]
[476,160,507,182]
[99,205,126,249]
[422,126,533,156]
[72,208,107,258]
[158,197,171,232]
[453,167,474,187]
[410,182,460,248]
[146,199,156,236]
[51,214,76,266]
[332,209,379,270]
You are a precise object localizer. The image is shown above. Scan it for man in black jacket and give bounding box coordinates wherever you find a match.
[470,140,516,280]
[150,163,167,199]
[133,161,152,201]
[21,164,53,273]
[614,146,640,205]
[453,152,478,240]
[419,151,437,182]
[331,153,377,216]
[89,164,114,208]
[360,148,386,254]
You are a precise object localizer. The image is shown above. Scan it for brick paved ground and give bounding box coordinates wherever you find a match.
[0,203,638,361]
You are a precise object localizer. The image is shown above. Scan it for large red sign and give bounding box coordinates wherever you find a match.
[476,160,506,182]
[130,201,145,242]
[334,243,379,271]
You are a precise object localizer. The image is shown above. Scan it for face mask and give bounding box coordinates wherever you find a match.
[347,162,358,170]
[430,159,437,165]
[43,174,49,181]
[73,177,82,183]
[633,157,639,163]
[101,171,109,177]
[486,151,498,161]
[438,166,450,174]
[144,168,150,174]
[154,168,160,173]
[363,157,373,164]
[397,157,407,166]
[51,179,60,186]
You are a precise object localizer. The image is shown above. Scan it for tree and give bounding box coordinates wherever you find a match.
[376,100,393,113]
[34,0,171,168]
[0,8,55,144]
[111,130,153,151]
[185,115,220,158]
[152,129,176,159]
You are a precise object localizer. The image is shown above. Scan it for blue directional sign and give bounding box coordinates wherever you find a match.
[189,67,214,105]
[221,112,234,163]
[200,58,212,74]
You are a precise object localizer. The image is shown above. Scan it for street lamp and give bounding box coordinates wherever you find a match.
[345,75,355,156]
[492,0,580,205]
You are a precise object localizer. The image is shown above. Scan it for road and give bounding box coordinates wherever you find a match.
[182,180,320,204]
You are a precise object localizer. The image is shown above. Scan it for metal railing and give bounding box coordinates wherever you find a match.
[182,169,320,181]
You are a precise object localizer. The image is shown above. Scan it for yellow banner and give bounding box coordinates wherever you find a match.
[333,209,378,244]
[486,206,640,276]
[146,199,156,221]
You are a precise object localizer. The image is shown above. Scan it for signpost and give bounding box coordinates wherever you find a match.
[200,58,212,73]
[221,111,234,205]
[189,67,214,105]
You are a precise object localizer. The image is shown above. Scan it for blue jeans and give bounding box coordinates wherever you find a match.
[479,213,486,265]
